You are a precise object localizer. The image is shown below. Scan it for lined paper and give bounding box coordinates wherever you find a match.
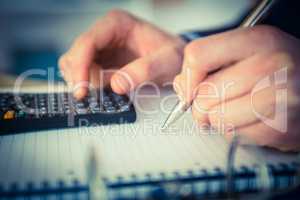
[0,88,298,191]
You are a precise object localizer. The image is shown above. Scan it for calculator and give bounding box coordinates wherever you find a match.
[0,89,136,134]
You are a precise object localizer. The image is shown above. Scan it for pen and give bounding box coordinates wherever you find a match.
[161,0,278,130]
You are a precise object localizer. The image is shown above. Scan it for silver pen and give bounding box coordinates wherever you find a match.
[161,0,278,130]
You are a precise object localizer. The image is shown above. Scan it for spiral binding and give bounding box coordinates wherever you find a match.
[0,157,299,198]
[226,134,274,200]
[0,165,298,199]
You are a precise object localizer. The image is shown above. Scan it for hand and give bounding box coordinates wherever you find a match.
[59,9,186,99]
[174,26,300,151]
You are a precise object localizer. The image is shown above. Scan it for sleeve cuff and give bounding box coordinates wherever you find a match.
[179,32,203,42]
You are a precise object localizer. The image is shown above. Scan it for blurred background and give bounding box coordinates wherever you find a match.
[0,0,254,81]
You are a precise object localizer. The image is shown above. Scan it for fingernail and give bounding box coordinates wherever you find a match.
[74,87,87,100]
[182,57,192,74]
[173,75,185,102]
[68,81,74,88]
[177,89,185,103]
[112,74,131,94]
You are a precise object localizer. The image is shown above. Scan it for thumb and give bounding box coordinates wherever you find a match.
[111,45,183,94]
[110,56,156,94]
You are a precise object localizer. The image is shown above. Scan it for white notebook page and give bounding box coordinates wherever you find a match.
[0,88,298,191]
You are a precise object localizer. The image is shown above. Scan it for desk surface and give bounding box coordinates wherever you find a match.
[0,73,47,87]
[0,73,67,92]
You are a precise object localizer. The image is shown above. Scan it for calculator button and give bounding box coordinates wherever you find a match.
[39,109,47,116]
[0,90,136,133]
[92,106,104,113]
[105,106,116,113]
[17,111,26,118]
[91,109,99,114]
[103,101,113,107]
[117,100,126,106]
[119,105,130,112]
[76,108,88,114]
[3,110,15,120]
[75,102,85,109]
[102,96,110,102]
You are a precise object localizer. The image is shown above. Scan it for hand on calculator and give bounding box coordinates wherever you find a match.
[59,9,186,100]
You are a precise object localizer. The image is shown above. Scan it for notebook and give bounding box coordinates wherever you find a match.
[0,87,299,199]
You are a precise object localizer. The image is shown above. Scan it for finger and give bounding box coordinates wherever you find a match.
[59,54,74,87]
[111,45,183,94]
[192,52,292,124]
[225,122,300,152]
[59,10,135,99]
[176,25,284,103]
[89,63,114,89]
[62,32,95,99]
[205,85,280,133]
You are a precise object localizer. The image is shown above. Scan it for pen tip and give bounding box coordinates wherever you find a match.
[161,100,189,132]
[161,124,168,131]
[161,120,168,130]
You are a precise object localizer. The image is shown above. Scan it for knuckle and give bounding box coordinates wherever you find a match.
[103,9,136,35]
[75,32,92,45]
[184,39,209,69]
[106,9,131,20]
[254,25,281,38]
[184,41,200,62]
[58,56,64,67]
[272,51,294,70]
[58,54,68,70]
[60,53,73,71]
[273,52,292,68]
[261,51,295,74]
[251,25,283,48]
